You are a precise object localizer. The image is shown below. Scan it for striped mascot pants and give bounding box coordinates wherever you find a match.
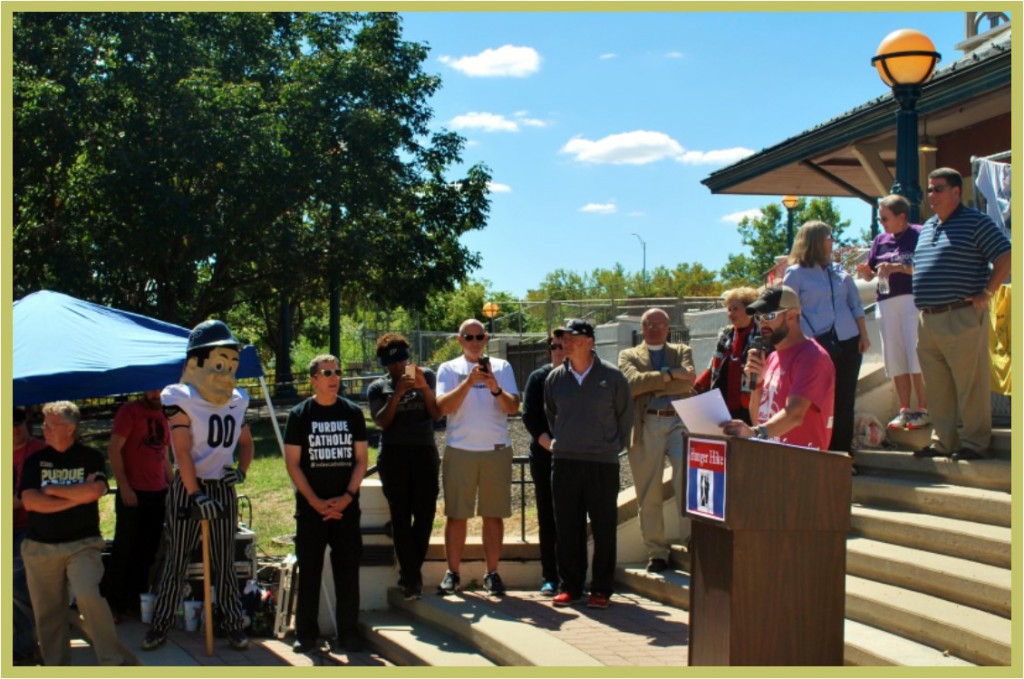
[148,473,246,634]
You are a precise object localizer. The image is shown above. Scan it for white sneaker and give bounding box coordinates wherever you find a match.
[887,409,911,430]
[905,409,932,430]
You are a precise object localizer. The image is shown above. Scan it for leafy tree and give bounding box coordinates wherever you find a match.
[647,263,722,297]
[719,197,852,286]
[13,12,490,370]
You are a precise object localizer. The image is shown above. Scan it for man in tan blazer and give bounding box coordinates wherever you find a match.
[618,308,695,572]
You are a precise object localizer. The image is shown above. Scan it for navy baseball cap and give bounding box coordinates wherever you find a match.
[564,319,595,338]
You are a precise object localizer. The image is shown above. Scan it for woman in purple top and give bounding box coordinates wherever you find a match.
[856,194,930,431]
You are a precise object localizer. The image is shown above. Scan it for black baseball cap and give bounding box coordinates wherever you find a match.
[564,319,595,338]
[746,285,801,316]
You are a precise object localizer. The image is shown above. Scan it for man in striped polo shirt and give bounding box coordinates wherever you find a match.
[911,167,1011,461]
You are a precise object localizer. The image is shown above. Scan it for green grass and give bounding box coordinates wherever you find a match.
[98,417,381,558]
[96,414,540,559]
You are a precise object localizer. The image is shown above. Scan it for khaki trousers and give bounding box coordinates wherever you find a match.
[917,304,992,454]
[627,413,689,561]
[22,536,127,666]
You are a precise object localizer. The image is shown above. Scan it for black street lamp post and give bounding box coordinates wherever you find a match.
[872,29,941,224]
[781,195,799,252]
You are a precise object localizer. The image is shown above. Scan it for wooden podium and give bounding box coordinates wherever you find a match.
[685,435,852,666]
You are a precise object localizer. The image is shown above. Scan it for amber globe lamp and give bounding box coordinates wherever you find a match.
[872,29,940,87]
[482,301,500,334]
[781,195,799,251]
[871,29,940,223]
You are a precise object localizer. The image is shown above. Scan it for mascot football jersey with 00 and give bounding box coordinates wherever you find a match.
[161,383,250,480]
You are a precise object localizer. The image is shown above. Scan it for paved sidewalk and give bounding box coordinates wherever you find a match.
[65,617,392,667]
[58,587,687,667]
[454,588,689,666]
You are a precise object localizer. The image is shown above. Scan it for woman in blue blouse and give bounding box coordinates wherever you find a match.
[784,221,870,453]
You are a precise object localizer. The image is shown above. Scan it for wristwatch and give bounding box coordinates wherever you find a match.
[755,425,769,440]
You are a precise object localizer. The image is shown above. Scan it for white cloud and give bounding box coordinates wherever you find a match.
[487,182,512,193]
[720,209,763,224]
[677,147,756,166]
[561,130,684,165]
[599,52,617,60]
[665,51,685,59]
[450,112,519,133]
[627,211,646,217]
[580,202,617,215]
[518,117,546,128]
[439,45,541,77]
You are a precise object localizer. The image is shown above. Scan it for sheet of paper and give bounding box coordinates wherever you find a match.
[671,390,734,436]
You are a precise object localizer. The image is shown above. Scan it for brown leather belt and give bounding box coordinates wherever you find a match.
[921,299,973,315]
[646,408,677,417]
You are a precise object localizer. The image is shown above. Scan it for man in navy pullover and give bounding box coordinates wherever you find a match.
[544,319,633,609]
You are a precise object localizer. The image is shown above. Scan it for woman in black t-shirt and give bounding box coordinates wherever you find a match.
[367,333,441,600]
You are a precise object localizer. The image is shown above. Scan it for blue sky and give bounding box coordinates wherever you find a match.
[396,9,967,297]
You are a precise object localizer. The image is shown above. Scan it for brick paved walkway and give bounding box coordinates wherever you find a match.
[457,589,689,666]
[67,587,687,667]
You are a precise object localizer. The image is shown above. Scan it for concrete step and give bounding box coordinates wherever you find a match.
[846,537,1010,617]
[385,587,601,666]
[668,542,690,573]
[990,427,1010,455]
[424,537,540,561]
[614,560,979,667]
[614,564,690,610]
[883,426,1010,461]
[851,475,1011,527]
[361,610,495,666]
[845,575,1012,666]
[853,449,1011,491]
[843,619,973,667]
[850,505,1011,568]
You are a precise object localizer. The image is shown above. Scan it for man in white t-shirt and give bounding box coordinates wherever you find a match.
[435,319,520,597]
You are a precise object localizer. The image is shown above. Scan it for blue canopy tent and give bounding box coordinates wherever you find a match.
[13,289,286,459]
[13,290,266,406]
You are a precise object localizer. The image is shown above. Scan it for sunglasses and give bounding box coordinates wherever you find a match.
[755,309,790,323]
[462,333,487,341]
[315,369,342,377]
[926,185,949,194]
[549,343,564,351]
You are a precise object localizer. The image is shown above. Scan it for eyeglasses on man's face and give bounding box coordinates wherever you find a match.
[927,184,950,194]
[462,333,486,341]
[549,343,565,351]
[315,368,342,377]
[755,310,790,323]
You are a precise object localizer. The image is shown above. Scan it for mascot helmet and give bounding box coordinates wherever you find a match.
[186,320,241,356]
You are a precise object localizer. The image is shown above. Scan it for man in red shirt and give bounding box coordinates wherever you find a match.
[100,390,173,619]
[13,408,46,664]
[722,286,836,451]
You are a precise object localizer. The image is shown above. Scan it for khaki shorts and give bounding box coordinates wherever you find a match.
[442,445,513,519]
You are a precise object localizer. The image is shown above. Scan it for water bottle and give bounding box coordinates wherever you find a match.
[877,273,890,295]
[741,335,767,392]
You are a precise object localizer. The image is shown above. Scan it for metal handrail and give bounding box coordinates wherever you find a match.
[364,456,536,543]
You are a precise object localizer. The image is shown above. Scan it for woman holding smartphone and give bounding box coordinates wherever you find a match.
[367,333,441,600]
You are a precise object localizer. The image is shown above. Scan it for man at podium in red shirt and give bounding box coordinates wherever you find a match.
[722,285,835,451]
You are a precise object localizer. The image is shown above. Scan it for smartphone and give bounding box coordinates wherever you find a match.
[477,355,491,373]
[405,364,416,379]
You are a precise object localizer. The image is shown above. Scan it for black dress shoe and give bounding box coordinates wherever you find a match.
[646,558,668,573]
[334,634,364,653]
[292,638,319,654]
[951,448,984,462]
[913,445,948,458]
